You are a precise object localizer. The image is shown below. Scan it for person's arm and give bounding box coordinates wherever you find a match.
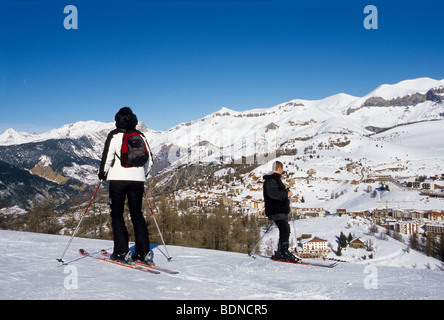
[265,179,288,201]
[98,130,119,180]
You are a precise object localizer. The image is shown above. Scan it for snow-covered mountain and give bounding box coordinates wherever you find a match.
[0,121,113,146]
[151,77,444,166]
[1,214,443,300]
[1,77,444,210]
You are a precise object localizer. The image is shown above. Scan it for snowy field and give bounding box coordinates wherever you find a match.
[1,215,443,302]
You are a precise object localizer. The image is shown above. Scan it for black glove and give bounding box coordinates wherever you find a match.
[98,171,107,181]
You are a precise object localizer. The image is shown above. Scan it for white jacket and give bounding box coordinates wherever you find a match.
[102,131,147,182]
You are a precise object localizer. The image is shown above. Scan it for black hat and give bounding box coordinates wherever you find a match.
[115,107,138,130]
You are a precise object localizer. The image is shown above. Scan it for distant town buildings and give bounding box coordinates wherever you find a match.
[174,168,444,244]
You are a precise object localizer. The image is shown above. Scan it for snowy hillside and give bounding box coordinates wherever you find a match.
[1,77,443,163]
[146,77,444,167]
[1,77,444,213]
[1,215,443,301]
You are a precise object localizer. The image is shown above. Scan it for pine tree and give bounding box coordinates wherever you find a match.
[425,234,436,257]
[339,232,348,248]
[152,194,178,245]
[347,232,354,244]
[409,232,420,251]
[244,215,261,254]
[230,216,247,252]
[336,245,342,256]
[203,204,231,251]
[27,199,61,234]
[439,235,444,262]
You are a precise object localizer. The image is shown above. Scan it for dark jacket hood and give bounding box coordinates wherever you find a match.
[116,114,138,130]
[263,172,281,180]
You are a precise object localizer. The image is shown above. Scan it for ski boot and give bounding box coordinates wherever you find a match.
[271,242,299,263]
[133,251,155,266]
[110,251,133,264]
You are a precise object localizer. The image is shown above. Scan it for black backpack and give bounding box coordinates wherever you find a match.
[120,130,149,168]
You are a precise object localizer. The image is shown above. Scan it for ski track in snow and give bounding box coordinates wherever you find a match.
[1,223,444,300]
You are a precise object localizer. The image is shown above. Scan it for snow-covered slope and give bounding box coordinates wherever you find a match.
[366,77,443,100]
[2,215,443,300]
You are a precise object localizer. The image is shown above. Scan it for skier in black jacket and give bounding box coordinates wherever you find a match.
[263,161,298,262]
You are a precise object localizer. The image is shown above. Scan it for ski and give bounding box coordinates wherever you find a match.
[100,249,179,274]
[250,254,338,268]
[135,261,179,274]
[273,259,338,268]
[100,250,179,274]
[78,249,160,274]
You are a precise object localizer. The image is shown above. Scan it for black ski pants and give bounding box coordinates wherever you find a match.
[109,180,150,258]
[274,218,290,249]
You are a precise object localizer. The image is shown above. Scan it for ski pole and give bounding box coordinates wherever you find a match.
[143,191,172,261]
[249,221,274,257]
[290,197,300,255]
[57,180,103,264]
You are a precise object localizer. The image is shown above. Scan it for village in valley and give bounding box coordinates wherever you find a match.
[170,158,444,261]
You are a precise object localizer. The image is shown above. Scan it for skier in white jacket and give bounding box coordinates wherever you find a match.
[98,107,153,265]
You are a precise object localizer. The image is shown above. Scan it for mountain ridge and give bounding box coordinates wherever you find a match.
[2,77,444,146]
[1,77,444,211]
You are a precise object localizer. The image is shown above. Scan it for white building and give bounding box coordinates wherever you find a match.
[299,237,330,258]
[426,223,444,235]
[395,221,419,235]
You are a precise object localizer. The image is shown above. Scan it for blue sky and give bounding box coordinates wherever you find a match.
[1,0,443,133]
